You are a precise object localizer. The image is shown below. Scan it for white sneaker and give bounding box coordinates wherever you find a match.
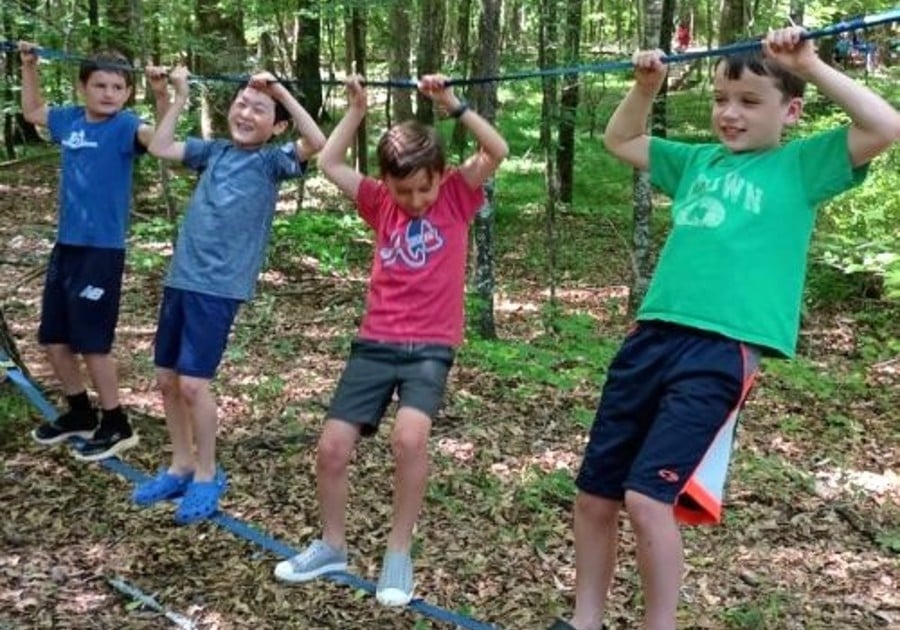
[274,540,347,583]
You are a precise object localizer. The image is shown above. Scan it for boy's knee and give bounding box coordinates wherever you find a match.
[156,372,178,396]
[177,377,207,404]
[317,426,356,472]
[390,422,429,461]
[624,490,674,530]
[575,490,621,524]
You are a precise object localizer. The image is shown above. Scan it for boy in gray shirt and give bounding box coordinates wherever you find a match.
[133,65,325,524]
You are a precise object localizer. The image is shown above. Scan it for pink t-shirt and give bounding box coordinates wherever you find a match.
[356,169,485,346]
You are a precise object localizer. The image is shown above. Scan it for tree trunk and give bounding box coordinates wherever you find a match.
[540,0,560,329]
[88,0,100,50]
[0,307,28,379]
[415,0,446,124]
[556,0,583,203]
[295,0,323,123]
[105,0,135,105]
[629,0,665,314]
[718,0,748,45]
[345,5,367,174]
[2,1,17,161]
[471,0,502,340]
[789,0,804,25]
[388,1,413,124]
[454,0,473,66]
[195,0,246,137]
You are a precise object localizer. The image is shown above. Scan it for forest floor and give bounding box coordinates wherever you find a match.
[0,149,898,630]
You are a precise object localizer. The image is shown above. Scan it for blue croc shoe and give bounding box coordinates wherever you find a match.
[174,469,228,525]
[133,470,193,507]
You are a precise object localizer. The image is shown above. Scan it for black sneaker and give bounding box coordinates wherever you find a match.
[31,410,98,445]
[72,418,139,461]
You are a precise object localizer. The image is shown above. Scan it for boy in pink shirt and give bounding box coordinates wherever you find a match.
[275,75,508,606]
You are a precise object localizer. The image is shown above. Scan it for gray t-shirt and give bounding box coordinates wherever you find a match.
[165,138,306,300]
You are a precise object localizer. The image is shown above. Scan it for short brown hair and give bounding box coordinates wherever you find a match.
[715,49,806,100]
[376,120,445,179]
[79,50,133,88]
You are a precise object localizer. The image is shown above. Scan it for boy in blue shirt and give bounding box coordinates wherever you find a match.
[551,27,900,630]
[20,42,169,461]
[132,65,325,524]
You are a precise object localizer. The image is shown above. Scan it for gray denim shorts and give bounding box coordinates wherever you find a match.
[327,339,455,436]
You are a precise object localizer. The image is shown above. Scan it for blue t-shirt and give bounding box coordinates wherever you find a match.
[48,106,144,249]
[165,138,306,301]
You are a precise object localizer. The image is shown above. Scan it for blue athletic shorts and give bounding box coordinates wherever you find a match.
[153,287,241,379]
[576,321,759,524]
[38,244,125,354]
[327,339,455,437]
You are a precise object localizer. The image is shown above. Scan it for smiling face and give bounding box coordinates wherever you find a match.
[227,87,287,148]
[384,168,442,217]
[711,61,803,153]
[78,70,132,121]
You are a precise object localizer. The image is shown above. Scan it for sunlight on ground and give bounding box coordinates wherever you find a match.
[814,467,900,502]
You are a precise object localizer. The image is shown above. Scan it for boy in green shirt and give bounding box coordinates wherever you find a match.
[551,26,900,630]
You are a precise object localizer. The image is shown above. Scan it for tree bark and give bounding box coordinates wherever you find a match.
[388,1,413,124]
[195,0,246,137]
[415,0,446,124]
[295,0,323,123]
[540,0,560,328]
[629,0,665,314]
[718,0,748,45]
[556,0,583,203]
[471,0,502,340]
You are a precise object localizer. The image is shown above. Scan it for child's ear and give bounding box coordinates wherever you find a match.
[272,120,289,136]
[784,97,803,125]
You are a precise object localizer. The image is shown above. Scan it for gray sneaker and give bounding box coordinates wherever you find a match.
[274,540,347,583]
[376,551,414,607]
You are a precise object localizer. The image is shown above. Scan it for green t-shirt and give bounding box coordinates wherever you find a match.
[642,127,866,357]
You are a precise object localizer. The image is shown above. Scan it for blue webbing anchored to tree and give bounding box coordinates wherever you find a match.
[0,350,499,630]
[1,9,898,89]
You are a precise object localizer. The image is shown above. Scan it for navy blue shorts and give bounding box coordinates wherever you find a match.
[576,321,759,523]
[327,339,455,437]
[38,244,125,354]
[153,287,241,379]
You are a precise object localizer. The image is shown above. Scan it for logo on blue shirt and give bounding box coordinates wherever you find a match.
[379,218,444,268]
[62,130,99,150]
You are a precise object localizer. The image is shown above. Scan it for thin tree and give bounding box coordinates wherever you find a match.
[629,0,665,314]
[194,0,246,136]
[557,0,583,203]
[471,0,502,339]
[388,0,413,124]
[540,0,560,328]
[345,3,367,173]
[295,0,323,123]
[415,0,445,123]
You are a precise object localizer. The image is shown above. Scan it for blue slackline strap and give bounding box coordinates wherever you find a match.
[0,350,499,630]
[2,8,898,88]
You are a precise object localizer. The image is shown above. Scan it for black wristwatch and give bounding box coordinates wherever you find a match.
[449,101,470,118]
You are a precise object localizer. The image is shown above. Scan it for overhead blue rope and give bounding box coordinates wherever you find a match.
[1,8,898,89]
[0,350,500,630]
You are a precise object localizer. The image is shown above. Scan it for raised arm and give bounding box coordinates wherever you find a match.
[316,76,367,200]
[246,72,326,162]
[136,66,172,149]
[147,65,189,162]
[763,27,900,168]
[419,74,509,189]
[602,50,668,171]
[18,42,48,127]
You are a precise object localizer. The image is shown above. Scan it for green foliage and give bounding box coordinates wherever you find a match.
[461,311,618,393]
[516,468,577,514]
[722,592,792,629]
[270,211,369,273]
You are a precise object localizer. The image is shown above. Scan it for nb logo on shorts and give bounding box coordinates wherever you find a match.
[79,285,105,301]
